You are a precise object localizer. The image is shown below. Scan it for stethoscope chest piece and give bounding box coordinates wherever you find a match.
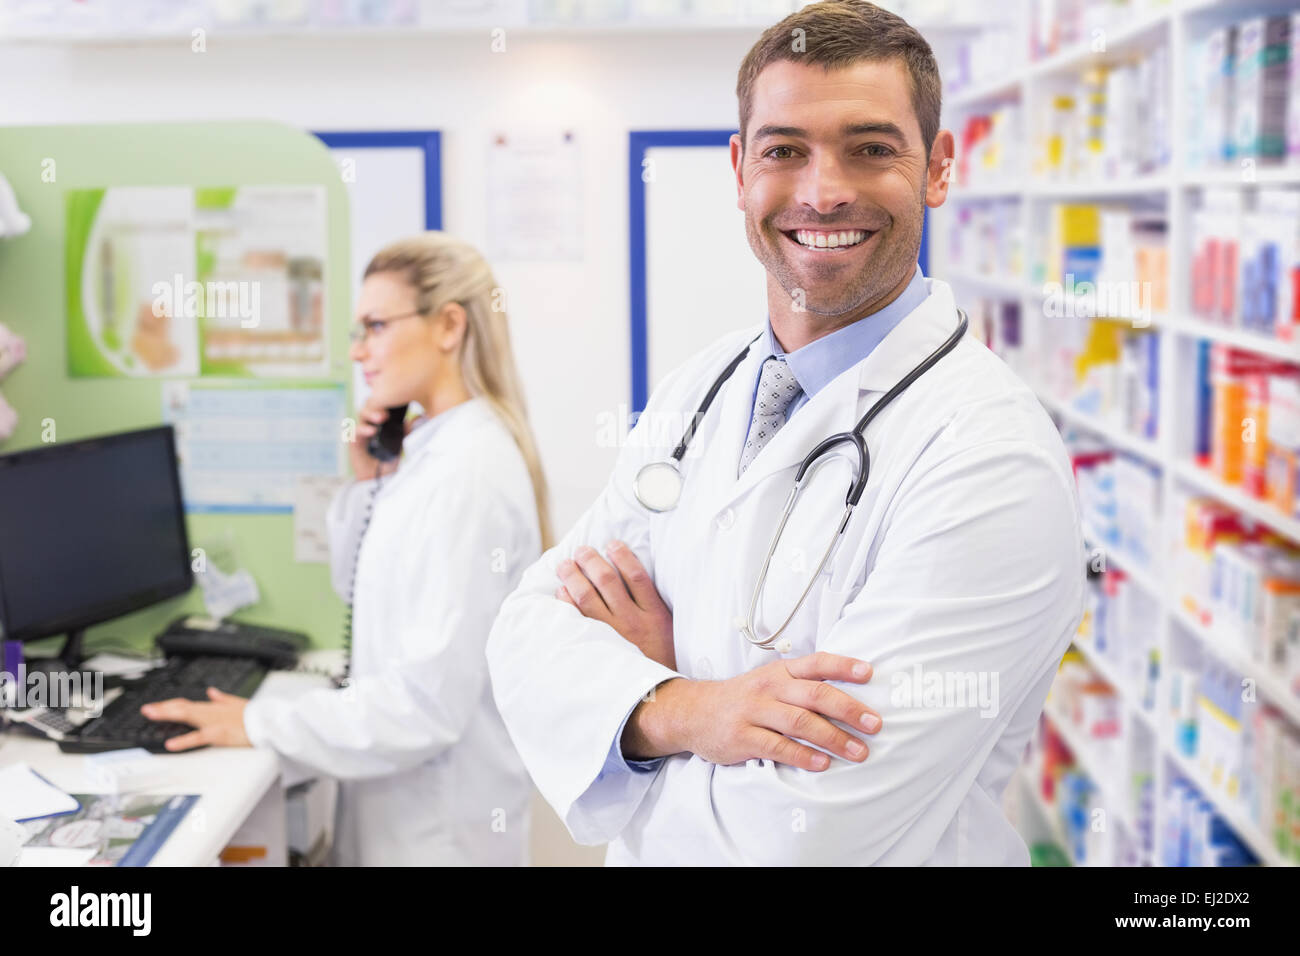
[633,459,684,512]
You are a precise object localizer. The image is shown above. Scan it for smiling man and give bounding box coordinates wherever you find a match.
[487,0,1084,865]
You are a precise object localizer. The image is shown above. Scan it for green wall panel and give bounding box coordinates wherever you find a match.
[0,121,353,655]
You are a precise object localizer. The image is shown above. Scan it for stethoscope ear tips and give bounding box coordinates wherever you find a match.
[735,616,792,654]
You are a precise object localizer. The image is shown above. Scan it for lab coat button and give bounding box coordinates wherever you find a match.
[716,508,735,530]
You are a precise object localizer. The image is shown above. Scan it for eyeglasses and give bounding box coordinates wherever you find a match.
[348,310,424,345]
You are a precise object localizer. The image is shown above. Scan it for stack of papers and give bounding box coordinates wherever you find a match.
[0,763,80,822]
[80,653,161,679]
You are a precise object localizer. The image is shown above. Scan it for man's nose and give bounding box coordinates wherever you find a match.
[793,151,856,216]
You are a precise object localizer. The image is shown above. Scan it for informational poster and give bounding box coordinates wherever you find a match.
[485,130,583,261]
[162,382,346,514]
[66,185,328,378]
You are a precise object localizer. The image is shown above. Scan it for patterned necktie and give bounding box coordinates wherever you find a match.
[738,356,803,476]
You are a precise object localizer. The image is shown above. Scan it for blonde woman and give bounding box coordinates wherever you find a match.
[143,233,550,866]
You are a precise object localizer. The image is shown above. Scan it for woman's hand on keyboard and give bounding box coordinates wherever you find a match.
[139,688,251,751]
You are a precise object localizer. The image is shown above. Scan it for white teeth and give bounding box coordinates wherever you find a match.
[793,229,868,249]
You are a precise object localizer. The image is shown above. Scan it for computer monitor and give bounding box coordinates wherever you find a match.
[0,425,193,667]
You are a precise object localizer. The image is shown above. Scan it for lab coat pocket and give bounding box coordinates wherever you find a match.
[812,570,866,657]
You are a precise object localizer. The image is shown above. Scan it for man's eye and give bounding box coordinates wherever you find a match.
[864,144,895,158]
[764,146,797,160]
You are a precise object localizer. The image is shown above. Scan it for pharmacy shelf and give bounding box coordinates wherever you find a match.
[1026,5,1173,80]
[0,16,995,45]
[1161,732,1294,867]
[945,269,1029,297]
[1183,166,1300,186]
[1035,389,1163,465]
[949,152,1296,211]
[1161,317,1299,362]
[1073,636,1134,697]
[1042,706,1137,833]
[948,75,1023,110]
[1170,604,1300,727]
[932,0,1300,869]
[1072,634,1161,734]
[1025,176,1173,198]
[0,22,778,45]
[1173,461,1300,544]
[1130,697,1160,736]
[948,3,1174,110]
[1029,288,1164,328]
[946,183,1026,201]
[1016,766,1074,862]
[1073,519,1165,742]
[1080,522,1164,601]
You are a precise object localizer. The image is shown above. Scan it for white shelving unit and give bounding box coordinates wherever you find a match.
[936,0,1300,866]
[1044,704,1139,829]
[0,2,994,46]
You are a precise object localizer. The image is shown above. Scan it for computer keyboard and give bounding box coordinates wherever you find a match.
[7,704,93,741]
[58,655,269,754]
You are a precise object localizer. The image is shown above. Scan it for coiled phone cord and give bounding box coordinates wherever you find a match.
[335,469,386,689]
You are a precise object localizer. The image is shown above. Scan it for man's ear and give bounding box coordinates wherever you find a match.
[730,133,746,211]
[925,129,956,209]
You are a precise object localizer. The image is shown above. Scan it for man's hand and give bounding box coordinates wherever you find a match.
[624,653,881,772]
[140,688,252,752]
[556,541,676,670]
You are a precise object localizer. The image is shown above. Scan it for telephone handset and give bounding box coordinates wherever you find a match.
[367,404,409,463]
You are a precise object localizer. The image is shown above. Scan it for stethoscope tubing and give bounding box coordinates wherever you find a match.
[637,308,969,651]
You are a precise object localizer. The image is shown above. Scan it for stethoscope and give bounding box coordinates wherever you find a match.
[633,308,969,653]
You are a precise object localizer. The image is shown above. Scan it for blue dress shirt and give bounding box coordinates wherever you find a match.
[750,264,930,421]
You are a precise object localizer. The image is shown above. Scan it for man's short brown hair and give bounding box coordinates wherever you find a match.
[736,0,942,160]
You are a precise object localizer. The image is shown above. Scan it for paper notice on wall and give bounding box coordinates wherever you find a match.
[294,475,349,563]
[162,381,346,513]
[485,129,582,261]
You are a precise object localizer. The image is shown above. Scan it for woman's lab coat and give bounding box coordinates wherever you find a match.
[487,279,1085,865]
[243,398,539,866]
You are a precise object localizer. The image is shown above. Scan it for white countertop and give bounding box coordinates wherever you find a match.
[1,649,343,866]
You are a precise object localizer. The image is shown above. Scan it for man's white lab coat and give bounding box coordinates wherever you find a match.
[487,279,1084,865]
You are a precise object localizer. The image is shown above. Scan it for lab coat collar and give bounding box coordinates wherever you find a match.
[762,264,927,400]
[713,279,963,510]
[398,396,492,465]
[856,277,961,392]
